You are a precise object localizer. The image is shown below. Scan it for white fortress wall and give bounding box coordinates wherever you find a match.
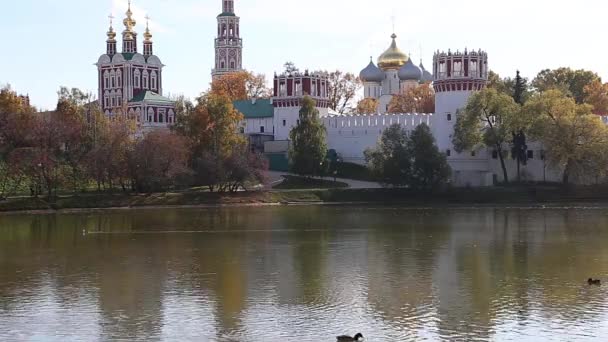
[323,113,434,164]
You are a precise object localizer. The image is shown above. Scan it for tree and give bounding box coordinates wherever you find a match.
[0,85,35,157]
[453,88,521,184]
[128,130,190,192]
[327,70,361,114]
[388,83,435,113]
[355,98,379,115]
[283,61,299,75]
[408,124,451,189]
[245,73,272,99]
[532,68,600,104]
[211,72,249,101]
[487,71,515,96]
[175,92,246,161]
[511,130,528,182]
[513,70,529,105]
[289,96,327,177]
[523,90,608,184]
[85,117,134,191]
[364,124,412,187]
[210,71,272,102]
[583,79,608,114]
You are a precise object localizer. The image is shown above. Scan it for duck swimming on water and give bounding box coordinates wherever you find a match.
[588,278,601,285]
[337,333,364,342]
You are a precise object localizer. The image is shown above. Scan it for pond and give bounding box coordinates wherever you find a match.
[1,206,608,341]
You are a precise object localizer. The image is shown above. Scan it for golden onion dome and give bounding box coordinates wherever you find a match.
[377,33,409,70]
[107,18,117,41]
[123,1,137,34]
[143,16,152,42]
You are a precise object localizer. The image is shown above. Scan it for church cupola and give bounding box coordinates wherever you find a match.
[143,16,153,56]
[106,15,117,56]
[122,0,138,53]
[222,0,235,14]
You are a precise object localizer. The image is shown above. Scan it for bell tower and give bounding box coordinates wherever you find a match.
[212,0,243,78]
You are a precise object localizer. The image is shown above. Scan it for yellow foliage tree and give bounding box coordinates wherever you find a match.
[355,98,379,115]
[211,71,271,101]
[387,83,435,113]
[583,79,608,114]
[524,89,608,184]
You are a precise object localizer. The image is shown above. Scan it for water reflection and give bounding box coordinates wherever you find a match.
[1,207,608,341]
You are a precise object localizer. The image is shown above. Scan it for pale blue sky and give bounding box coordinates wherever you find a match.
[1,0,605,110]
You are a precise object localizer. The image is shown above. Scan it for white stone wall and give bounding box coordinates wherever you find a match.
[243,117,274,135]
[323,113,434,164]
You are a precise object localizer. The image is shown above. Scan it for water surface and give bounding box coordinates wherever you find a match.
[1,206,608,341]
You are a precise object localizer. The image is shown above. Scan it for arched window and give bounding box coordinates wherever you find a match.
[143,70,149,89]
[103,71,109,89]
[151,71,157,90]
[116,70,122,88]
[230,60,235,69]
[104,91,109,108]
[110,70,116,88]
[220,60,225,69]
[117,90,122,107]
[148,108,155,123]
[134,69,141,88]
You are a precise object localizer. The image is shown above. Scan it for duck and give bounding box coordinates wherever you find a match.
[588,278,601,285]
[337,333,363,342]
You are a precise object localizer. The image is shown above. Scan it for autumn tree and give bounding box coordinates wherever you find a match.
[128,130,190,192]
[289,96,327,177]
[355,98,379,115]
[175,92,246,160]
[453,88,521,184]
[523,90,608,184]
[327,70,361,114]
[388,83,435,113]
[532,68,600,104]
[86,116,134,191]
[211,71,272,102]
[583,80,608,114]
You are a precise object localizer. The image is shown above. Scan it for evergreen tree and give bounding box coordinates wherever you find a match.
[513,70,528,105]
[364,124,412,187]
[289,96,328,176]
[409,124,451,189]
[511,130,528,182]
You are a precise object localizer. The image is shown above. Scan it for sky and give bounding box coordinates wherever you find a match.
[0,0,606,110]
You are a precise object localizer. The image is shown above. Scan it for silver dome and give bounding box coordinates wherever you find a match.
[398,59,422,81]
[420,62,433,82]
[359,58,384,83]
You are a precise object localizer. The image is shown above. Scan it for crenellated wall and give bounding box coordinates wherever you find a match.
[323,113,434,163]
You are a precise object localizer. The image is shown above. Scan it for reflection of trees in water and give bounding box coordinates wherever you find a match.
[433,209,608,339]
[365,210,453,336]
[3,208,608,340]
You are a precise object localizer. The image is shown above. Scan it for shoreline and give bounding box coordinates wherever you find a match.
[3,186,608,215]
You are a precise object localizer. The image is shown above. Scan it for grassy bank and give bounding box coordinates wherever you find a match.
[3,185,608,213]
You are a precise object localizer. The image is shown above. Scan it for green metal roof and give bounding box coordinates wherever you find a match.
[218,12,236,17]
[122,53,135,61]
[233,99,274,119]
[129,91,174,104]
